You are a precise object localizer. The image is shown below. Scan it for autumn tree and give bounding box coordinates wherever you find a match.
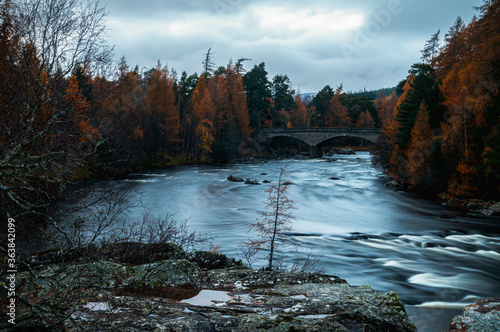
[406,103,434,188]
[327,86,352,127]
[93,57,145,175]
[209,61,252,159]
[190,74,216,158]
[0,0,112,222]
[434,17,466,79]
[388,74,414,180]
[64,73,99,147]
[381,0,499,197]
[245,164,296,270]
[437,1,500,196]
[373,91,399,167]
[356,110,375,128]
[144,62,180,156]
[375,91,399,128]
[289,93,308,127]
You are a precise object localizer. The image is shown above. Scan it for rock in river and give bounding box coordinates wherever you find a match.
[227,175,245,182]
[244,178,260,185]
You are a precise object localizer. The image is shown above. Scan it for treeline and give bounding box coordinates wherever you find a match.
[376,0,500,198]
[348,87,396,99]
[308,84,380,128]
[1,0,499,226]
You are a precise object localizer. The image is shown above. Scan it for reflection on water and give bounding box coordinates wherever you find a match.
[84,152,500,328]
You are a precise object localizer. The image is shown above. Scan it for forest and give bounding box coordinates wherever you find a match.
[1,0,499,229]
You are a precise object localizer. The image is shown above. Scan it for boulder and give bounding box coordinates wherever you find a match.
[448,297,500,332]
[386,180,402,188]
[19,259,202,296]
[227,175,245,182]
[483,202,500,216]
[244,178,260,185]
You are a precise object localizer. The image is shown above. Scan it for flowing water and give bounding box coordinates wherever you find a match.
[93,152,500,331]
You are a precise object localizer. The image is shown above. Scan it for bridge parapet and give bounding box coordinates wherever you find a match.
[259,127,382,148]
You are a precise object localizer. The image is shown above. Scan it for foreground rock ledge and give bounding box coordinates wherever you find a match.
[7,260,416,331]
[448,297,500,332]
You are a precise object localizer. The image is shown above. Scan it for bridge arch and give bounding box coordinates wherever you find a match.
[258,128,382,157]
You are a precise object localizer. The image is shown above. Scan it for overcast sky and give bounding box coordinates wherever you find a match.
[100,0,482,93]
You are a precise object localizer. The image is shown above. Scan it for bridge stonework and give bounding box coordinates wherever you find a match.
[258,128,382,158]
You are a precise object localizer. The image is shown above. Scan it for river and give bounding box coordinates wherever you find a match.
[94,152,500,331]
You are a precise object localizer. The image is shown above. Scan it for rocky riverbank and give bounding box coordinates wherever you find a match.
[441,197,500,217]
[2,242,498,331]
[1,243,417,331]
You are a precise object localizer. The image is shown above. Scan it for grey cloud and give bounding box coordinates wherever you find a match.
[99,0,481,92]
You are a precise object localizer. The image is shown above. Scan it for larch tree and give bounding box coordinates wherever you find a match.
[388,73,414,180]
[290,93,308,128]
[97,57,144,174]
[407,103,433,188]
[245,164,296,270]
[191,74,216,158]
[375,91,399,129]
[327,87,351,127]
[355,111,375,128]
[144,63,179,155]
[64,74,99,146]
[434,17,466,79]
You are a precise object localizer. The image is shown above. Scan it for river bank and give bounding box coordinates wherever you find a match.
[2,242,498,331]
[1,242,417,331]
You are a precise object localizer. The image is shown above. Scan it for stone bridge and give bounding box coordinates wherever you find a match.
[258,127,383,158]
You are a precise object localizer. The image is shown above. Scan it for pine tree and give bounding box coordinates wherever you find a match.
[243,62,272,131]
[421,29,440,65]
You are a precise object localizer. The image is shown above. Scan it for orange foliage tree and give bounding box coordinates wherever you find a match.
[144,62,180,156]
[326,87,351,127]
[407,103,433,188]
[289,94,308,127]
[356,111,375,128]
[388,74,414,180]
[190,74,216,158]
[65,74,99,145]
[380,0,500,197]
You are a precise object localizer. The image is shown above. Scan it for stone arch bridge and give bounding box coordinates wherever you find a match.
[258,128,383,158]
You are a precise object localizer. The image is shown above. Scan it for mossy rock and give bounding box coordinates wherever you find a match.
[189,250,243,270]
